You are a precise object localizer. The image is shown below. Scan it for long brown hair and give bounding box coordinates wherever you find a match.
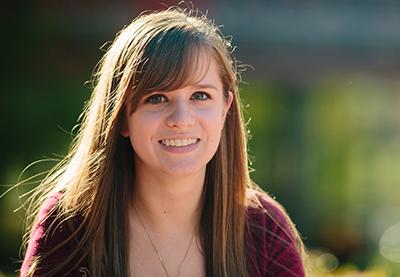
[24,7,306,277]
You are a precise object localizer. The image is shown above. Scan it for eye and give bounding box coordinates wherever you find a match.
[145,94,167,104]
[191,91,210,101]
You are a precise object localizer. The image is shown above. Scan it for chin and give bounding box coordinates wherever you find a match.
[163,163,205,178]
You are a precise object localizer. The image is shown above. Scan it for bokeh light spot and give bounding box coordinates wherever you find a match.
[379,223,400,262]
[316,252,339,272]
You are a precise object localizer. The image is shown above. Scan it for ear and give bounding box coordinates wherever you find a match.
[222,90,234,121]
[120,104,130,138]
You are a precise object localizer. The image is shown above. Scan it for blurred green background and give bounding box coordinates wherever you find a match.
[2,1,400,276]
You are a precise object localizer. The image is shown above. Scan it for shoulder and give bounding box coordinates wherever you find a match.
[246,190,289,223]
[32,191,64,232]
[21,191,86,277]
[22,191,64,264]
[245,189,305,277]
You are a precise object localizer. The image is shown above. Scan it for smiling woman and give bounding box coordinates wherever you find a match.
[121,53,232,177]
[20,6,306,277]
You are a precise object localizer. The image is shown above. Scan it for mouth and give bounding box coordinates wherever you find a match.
[159,138,200,147]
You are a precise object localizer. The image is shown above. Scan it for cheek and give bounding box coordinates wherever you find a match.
[199,108,226,139]
[127,113,158,147]
[203,103,227,126]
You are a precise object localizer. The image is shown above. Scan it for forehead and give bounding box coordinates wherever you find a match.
[156,45,216,90]
[162,61,223,96]
[133,45,219,93]
[186,56,222,89]
[171,49,219,89]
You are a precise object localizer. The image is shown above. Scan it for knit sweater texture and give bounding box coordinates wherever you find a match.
[21,191,305,276]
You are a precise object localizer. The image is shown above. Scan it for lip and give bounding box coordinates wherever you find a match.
[158,138,200,154]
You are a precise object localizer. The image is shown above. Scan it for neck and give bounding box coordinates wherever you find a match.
[131,168,205,234]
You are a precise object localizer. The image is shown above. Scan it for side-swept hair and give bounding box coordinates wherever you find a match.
[23,7,306,277]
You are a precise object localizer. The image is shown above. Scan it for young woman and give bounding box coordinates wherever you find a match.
[21,7,306,277]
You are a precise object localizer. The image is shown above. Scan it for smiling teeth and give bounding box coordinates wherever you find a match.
[161,138,198,147]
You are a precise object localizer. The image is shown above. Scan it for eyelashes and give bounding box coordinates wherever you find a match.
[191,91,210,100]
[144,91,211,105]
[145,94,167,104]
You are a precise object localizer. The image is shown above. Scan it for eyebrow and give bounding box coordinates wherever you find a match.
[191,84,219,91]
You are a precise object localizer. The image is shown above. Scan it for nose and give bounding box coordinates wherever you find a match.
[165,98,195,129]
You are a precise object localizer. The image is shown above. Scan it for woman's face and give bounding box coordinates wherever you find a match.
[122,54,233,178]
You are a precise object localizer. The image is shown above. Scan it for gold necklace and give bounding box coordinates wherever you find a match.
[133,205,196,277]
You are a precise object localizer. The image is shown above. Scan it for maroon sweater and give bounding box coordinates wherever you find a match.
[21,192,305,276]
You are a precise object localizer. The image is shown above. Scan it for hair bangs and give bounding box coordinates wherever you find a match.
[129,27,212,110]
